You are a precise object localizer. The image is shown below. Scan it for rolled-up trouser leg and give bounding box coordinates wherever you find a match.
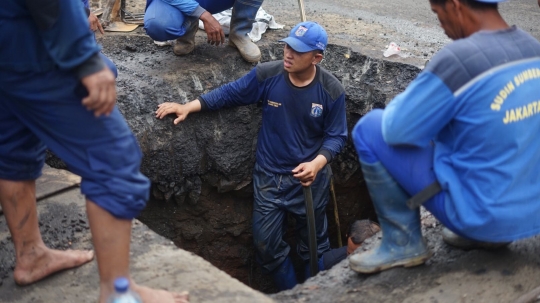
[0,69,149,219]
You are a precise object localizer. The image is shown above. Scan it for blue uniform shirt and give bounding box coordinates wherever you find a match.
[200,61,347,175]
[0,0,102,77]
[383,26,540,242]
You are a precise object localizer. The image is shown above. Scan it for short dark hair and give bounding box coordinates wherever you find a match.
[429,0,497,10]
[348,220,381,245]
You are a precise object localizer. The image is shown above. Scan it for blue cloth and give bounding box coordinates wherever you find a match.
[352,109,453,231]
[252,163,331,273]
[200,60,347,174]
[0,0,101,73]
[0,69,149,219]
[354,26,540,242]
[0,0,148,219]
[100,52,118,78]
[144,0,235,41]
[321,246,347,270]
[81,0,117,78]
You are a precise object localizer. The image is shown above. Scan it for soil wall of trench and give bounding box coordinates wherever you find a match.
[47,33,421,293]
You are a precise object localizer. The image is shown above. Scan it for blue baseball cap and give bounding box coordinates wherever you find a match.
[279,21,328,53]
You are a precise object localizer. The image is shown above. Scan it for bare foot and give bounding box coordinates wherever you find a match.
[14,246,94,285]
[132,284,189,303]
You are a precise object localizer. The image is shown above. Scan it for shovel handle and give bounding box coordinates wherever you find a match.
[303,185,319,277]
[297,0,307,22]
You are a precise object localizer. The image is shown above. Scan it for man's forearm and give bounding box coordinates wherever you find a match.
[311,154,328,172]
[187,99,202,113]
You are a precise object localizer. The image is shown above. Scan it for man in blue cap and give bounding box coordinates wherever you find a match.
[155,21,347,290]
[350,0,540,274]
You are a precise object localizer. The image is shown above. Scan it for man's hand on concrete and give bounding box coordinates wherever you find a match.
[199,11,225,46]
[156,100,202,124]
[81,67,116,117]
[88,12,104,34]
[292,155,328,187]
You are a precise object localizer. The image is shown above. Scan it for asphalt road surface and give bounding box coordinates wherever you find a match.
[262,0,540,67]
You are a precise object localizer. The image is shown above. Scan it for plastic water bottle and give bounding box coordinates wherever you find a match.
[106,277,142,303]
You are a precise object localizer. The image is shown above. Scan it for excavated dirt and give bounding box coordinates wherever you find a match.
[84,30,422,293]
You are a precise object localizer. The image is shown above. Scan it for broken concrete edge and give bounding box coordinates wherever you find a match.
[0,165,275,303]
[0,165,81,215]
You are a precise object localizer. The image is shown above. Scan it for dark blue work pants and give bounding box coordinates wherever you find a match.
[252,163,331,274]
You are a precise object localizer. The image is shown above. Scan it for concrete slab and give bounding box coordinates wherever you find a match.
[0,166,273,303]
[0,165,80,215]
[35,166,81,201]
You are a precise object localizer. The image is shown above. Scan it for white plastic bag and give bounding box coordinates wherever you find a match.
[383,42,401,58]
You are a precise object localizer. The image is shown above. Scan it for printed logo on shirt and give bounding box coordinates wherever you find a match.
[295,26,308,37]
[310,103,323,117]
[268,100,282,108]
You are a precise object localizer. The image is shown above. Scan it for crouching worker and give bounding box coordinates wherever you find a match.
[156,21,347,290]
[0,1,188,302]
[144,0,263,62]
[349,0,540,274]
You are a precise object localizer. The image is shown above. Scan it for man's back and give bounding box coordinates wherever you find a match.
[381,26,540,241]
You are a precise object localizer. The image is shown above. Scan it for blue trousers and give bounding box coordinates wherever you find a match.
[0,68,149,219]
[352,109,456,231]
[144,0,235,41]
[252,163,331,274]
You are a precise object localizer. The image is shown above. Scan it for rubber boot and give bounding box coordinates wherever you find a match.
[442,227,510,250]
[229,0,262,63]
[272,257,298,291]
[173,17,198,56]
[349,161,432,274]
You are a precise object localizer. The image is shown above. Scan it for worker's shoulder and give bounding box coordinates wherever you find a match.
[317,66,345,101]
[255,60,284,81]
[426,27,540,93]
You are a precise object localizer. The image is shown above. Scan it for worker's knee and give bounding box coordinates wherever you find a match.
[352,109,383,144]
[81,134,150,219]
[144,0,186,41]
[352,109,384,163]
